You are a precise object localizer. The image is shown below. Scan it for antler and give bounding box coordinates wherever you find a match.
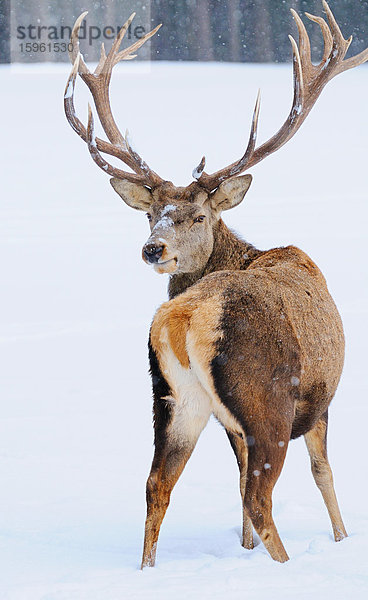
[196,1,368,192]
[64,12,164,188]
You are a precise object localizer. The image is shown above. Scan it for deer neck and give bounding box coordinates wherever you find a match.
[168,219,262,299]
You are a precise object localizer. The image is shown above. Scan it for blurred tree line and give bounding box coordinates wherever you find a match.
[150,0,368,62]
[1,0,368,63]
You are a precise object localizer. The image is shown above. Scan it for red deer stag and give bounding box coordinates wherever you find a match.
[64,2,368,567]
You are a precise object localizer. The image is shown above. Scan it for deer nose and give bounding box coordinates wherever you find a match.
[143,242,165,263]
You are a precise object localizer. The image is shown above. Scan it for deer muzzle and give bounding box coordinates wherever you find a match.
[143,242,165,264]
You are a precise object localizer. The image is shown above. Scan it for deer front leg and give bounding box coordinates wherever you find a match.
[226,430,253,549]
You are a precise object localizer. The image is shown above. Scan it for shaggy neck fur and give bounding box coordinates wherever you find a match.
[168,219,262,299]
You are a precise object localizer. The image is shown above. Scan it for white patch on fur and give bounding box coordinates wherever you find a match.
[186,331,244,437]
[158,328,212,446]
[155,324,244,447]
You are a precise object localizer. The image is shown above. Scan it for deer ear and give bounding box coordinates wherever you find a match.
[210,175,252,214]
[110,178,153,211]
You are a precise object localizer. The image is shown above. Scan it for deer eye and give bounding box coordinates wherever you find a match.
[146,213,152,222]
[194,215,205,223]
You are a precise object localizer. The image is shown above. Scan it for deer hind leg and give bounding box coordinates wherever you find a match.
[304,411,347,542]
[243,421,291,563]
[141,344,212,568]
[142,436,200,568]
[226,430,253,549]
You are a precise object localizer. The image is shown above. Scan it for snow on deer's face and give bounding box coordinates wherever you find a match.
[110,176,252,275]
[143,196,215,275]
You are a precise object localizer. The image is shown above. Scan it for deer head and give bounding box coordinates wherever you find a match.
[64,2,368,276]
[110,177,252,274]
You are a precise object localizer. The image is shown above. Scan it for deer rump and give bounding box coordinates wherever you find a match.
[150,245,344,448]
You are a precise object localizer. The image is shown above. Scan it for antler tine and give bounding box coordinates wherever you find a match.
[101,13,136,74]
[64,52,83,136]
[198,91,261,190]
[64,12,164,189]
[192,156,206,181]
[95,14,161,76]
[86,105,150,184]
[228,89,261,177]
[95,43,107,77]
[322,0,350,57]
[305,12,333,63]
[289,34,304,111]
[68,11,89,76]
[114,23,162,64]
[323,0,368,75]
[290,8,313,77]
[196,1,368,192]
[337,46,368,74]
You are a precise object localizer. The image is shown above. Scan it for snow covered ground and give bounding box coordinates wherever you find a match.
[0,61,367,599]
